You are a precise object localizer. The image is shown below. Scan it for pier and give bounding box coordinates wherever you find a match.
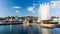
[24,22,60,28]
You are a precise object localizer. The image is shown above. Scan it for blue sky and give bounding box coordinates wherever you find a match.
[0,0,60,17]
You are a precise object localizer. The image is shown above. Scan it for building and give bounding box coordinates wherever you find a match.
[3,16,19,23]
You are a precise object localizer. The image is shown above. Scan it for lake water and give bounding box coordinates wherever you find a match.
[0,24,60,34]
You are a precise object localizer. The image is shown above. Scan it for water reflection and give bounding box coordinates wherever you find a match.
[23,25,33,34]
[52,28,60,34]
[10,25,12,32]
[40,27,52,34]
[0,25,60,34]
[28,26,33,34]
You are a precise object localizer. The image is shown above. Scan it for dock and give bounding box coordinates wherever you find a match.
[24,22,60,29]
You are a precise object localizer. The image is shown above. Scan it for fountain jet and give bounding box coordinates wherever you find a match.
[38,3,52,34]
[38,3,51,22]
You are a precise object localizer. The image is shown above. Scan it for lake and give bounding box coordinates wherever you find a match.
[0,24,60,34]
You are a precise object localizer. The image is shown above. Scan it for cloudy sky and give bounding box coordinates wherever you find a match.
[0,0,60,17]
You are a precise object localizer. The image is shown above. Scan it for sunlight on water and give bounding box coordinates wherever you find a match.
[10,25,12,32]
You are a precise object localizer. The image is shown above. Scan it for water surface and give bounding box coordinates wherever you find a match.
[0,24,60,34]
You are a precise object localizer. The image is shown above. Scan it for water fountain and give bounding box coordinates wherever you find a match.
[38,3,51,22]
[38,3,52,34]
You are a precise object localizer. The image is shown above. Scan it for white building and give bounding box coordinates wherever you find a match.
[51,16,60,24]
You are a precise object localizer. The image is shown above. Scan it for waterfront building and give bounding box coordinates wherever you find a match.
[51,16,60,24]
[58,16,60,24]
[51,16,58,22]
[3,16,19,23]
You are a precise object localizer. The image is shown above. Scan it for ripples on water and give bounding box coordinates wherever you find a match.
[0,24,60,34]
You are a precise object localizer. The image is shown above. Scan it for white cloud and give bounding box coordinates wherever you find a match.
[27,6,35,13]
[50,1,60,8]
[13,6,21,9]
[15,10,20,13]
[33,3,38,6]
[50,1,60,16]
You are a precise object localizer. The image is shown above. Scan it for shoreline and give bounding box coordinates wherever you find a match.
[0,23,23,25]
